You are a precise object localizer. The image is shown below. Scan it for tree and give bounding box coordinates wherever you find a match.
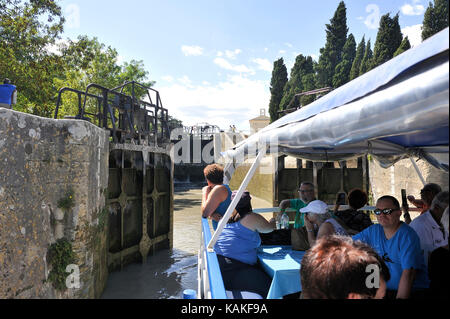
[372,13,403,69]
[422,0,449,40]
[349,36,365,81]
[279,54,314,112]
[332,33,356,88]
[316,1,348,88]
[359,39,373,76]
[268,58,288,122]
[0,0,66,116]
[393,36,411,57]
[54,36,153,119]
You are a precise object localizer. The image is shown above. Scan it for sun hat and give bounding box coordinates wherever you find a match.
[300,200,329,214]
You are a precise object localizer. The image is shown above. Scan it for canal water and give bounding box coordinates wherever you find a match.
[101,186,271,299]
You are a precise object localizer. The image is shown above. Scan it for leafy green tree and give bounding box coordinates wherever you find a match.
[349,36,365,81]
[0,0,66,116]
[300,73,317,107]
[268,58,288,122]
[55,36,153,119]
[359,39,373,75]
[393,36,411,57]
[422,0,449,40]
[316,1,348,88]
[279,55,314,111]
[332,33,356,88]
[372,13,403,69]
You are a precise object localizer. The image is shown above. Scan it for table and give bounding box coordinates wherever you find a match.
[257,245,305,299]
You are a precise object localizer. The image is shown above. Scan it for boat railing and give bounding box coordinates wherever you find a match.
[198,217,227,299]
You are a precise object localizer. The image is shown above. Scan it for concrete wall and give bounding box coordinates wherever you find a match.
[369,157,449,219]
[0,108,109,299]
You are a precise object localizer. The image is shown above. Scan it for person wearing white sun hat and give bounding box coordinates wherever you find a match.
[301,200,349,247]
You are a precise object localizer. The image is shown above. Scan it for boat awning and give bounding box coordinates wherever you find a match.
[221,28,449,175]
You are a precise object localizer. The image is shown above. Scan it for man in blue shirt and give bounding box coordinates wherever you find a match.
[0,78,17,109]
[353,195,429,299]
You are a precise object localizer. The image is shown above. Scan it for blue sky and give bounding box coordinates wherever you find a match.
[58,0,427,131]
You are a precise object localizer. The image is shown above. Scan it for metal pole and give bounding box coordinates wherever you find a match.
[207,144,267,252]
[410,157,426,186]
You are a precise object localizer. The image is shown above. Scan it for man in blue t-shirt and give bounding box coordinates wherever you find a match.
[352,195,429,299]
[0,78,17,109]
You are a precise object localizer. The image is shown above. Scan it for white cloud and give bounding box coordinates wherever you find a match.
[401,3,425,16]
[252,58,272,72]
[402,24,423,47]
[177,75,194,88]
[65,4,80,29]
[162,75,174,82]
[285,43,293,48]
[181,45,204,56]
[158,75,269,130]
[213,57,254,74]
[225,49,242,59]
[264,48,269,52]
[279,50,286,54]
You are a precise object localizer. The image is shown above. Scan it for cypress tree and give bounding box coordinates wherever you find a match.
[359,39,373,75]
[268,58,288,122]
[372,13,403,69]
[349,36,365,81]
[316,1,348,88]
[393,36,411,57]
[279,54,314,111]
[332,33,356,88]
[422,0,449,40]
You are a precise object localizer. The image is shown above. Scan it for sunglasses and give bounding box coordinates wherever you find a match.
[374,208,399,215]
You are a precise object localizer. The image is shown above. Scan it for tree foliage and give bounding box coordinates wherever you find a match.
[349,36,365,81]
[279,54,314,111]
[393,36,411,57]
[332,33,356,88]
[316,1,348,88]
[422,0,449,40]
[268,58,288,123]
[372,13,403,69]
[0,0,159,120]
[359,39,373,75]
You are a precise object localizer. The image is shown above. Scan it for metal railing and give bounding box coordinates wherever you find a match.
[198,218,227,299]
[54,81,170,146]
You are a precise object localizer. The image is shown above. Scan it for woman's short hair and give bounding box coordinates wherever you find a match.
[203,164,224,185]
[300,235,390,299]
[348,189,368,210]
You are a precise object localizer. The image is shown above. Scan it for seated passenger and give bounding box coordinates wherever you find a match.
[302,200,350,248]
[300,235,390,299]
[409,191,449,267]
[278,181,316,229]
[352,195,430,299]
[428,206,449,299]
[404,183,442,224]
[201,164,232,230]
[214,191,276,299]
[333,188,373,233]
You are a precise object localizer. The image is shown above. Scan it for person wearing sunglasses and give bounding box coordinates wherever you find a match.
[352,195,430,299]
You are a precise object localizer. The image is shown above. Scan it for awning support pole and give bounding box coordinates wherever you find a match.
[207,144,267,252]
[410,157,426,186]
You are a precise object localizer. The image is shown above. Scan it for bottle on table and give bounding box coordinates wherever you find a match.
[280,211,290,229]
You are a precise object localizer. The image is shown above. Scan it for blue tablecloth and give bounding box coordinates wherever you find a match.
[257,246,306,299]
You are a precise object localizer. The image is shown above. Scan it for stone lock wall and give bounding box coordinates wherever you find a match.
[0,108,109,299]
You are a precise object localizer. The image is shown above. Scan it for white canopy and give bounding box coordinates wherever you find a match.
[221,28,449,177]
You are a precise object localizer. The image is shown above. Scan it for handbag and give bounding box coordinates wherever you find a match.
[259,229,291,245]
[291,226,311,251]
